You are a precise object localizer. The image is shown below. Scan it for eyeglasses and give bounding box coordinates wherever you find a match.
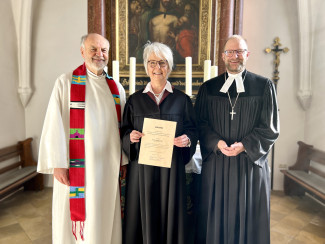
[224,49,247,57]
[147,60,168,68]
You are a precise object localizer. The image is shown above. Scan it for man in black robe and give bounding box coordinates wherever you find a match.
[195,35,279,244]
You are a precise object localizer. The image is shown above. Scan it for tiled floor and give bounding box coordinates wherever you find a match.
[0,188,324,243]
[0,188,52,244]
[270,191,325,243]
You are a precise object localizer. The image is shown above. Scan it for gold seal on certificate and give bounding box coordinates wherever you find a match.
[138,118,177,168]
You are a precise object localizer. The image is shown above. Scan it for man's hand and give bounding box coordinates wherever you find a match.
[218,140,245,157]
[54,168,70,186]
[228,142,245,156]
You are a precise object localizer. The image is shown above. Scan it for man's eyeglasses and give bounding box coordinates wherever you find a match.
[147,60,168,68]
[224,49,247,57]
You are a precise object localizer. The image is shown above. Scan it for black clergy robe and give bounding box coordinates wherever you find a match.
[121,88,197,244]
[194,70,279,244]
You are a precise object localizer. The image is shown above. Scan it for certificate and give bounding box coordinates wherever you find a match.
[138,118,177,168]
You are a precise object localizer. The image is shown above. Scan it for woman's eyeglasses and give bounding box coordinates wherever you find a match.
[147,60,168,68]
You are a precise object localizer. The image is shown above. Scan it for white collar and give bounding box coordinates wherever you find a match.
[220,70,245,93]
[86,69,106,79]
[143,81,173,95]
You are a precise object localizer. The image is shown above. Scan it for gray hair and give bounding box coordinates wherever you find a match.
[80,33,110,49]
[223,35,248,51]
[80,34,88,49]
[143,42,173,77]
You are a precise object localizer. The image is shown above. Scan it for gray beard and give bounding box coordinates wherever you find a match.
[226,64,244,74]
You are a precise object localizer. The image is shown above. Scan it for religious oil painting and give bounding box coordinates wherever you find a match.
[116,0,213,77]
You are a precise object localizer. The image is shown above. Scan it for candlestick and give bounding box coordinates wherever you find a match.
[185,57,192,96]
[129,57,136,95]
[204,60,211,82]
[112,60,119,83]
[211,65,218,78]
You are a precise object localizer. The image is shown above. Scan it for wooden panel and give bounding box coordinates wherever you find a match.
[105,0,115,75]
[309,166,325,179]
[0,138,43,199]
[210,0,219,66]
[217,0,234,75]
[88,0,116,74]
[282,170,306,196]
[289,141,313,171]
[0,151,20,163]
[0,172,38,196]
[234,0,243,35]
[310,148,325,166]
[281,170,325,202]
[24,174,44,191]
[0,144,22,163]
[19,138,37,167]
[0,162,22,174]
[88,0,106,36]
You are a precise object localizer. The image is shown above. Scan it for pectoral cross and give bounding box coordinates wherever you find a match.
[265,37,289,89]
[230,109,236,120]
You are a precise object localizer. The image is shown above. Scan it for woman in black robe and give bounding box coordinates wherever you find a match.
[121,42,197,244]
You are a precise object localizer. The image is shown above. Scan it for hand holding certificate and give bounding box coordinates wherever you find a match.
[138,118,177,168]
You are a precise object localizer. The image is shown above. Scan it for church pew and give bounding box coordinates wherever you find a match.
[281,141,325,204]
[0,138,44,200]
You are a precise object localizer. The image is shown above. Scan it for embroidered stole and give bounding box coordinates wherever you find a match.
[69,63,121,240]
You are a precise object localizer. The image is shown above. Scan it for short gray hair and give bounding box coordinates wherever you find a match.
[80,34,88,49]
[80,33,110,49]
[143,42,174,77]
[223,35,248,51]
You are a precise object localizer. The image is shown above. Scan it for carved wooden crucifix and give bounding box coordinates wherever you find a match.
[265,37,289,89]
[265,37,289,190]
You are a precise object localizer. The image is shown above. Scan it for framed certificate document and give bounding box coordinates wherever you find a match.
[138,118,177,168]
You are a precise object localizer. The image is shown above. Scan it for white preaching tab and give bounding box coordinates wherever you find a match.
[220,72,245,93]
[138,118,177,168]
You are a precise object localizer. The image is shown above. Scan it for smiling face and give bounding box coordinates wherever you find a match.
[81,34,109,75]
[147,53,169,86]
[222,37,250,74]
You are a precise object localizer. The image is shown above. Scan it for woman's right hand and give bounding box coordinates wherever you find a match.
[130,130,144,143]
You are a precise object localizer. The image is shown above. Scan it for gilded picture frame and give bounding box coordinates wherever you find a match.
[115,0,213,78]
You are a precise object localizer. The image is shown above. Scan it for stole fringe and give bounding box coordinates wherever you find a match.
[72,221,85,241]
[80,221,85,241]
[72,221,77,241]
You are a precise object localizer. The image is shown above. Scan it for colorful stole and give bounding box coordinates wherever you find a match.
[69,63,121,240]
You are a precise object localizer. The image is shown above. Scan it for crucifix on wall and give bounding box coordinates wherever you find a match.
[265,37,289,190]
[265,37,289,89]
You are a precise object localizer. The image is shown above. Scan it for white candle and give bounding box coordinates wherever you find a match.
[129,57,136,95]
[112,60,119,83]
[211,65,218,78]
[204,60,211,82]
[185,57,192,96]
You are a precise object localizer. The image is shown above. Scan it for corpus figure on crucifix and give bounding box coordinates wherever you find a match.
[195,35,280,244]
[265,36,289,89]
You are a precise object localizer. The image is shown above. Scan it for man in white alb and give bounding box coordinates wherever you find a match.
[38,33,127,244]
